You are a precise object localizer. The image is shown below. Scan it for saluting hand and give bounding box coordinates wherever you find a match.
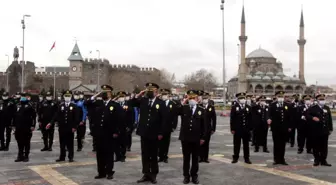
[79,121,84,126]
[158,135,163,140]
[31,127,35,131]
[200,139,205,145]
[72,128,76,133]
[113,134,118,138]
[46,123,51,129]
[267,119,272,125]
[312,117,320,122]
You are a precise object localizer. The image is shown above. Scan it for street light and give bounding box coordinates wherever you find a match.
[21,14,31,92]
[5,54,9,92]
[220,0,226,106]
[96,50,100,91]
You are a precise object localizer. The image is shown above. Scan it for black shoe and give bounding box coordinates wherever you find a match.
[281,161,288,165]
[56,158,65,162]
[183,176,190,184]
[77,148,82,152]
[245,159,252,164]
[273,162,279,165]
[127,148,131,152]
[263,149,270,153]
[231,159,238,164]
[198,159,204,163]
[41,147,48,151]
[191,176,199,184]
[254,148,259,153]
[307,150,312,154]
[92,148,96,152]
[137,175,149,183]
[204,160,210,163]
[0,147,5,151]
[4,147,9,151]
[69,159,74,162]
[120,159,126,162]
[14,158,23,162]
[158,158,164,163]
[290,144,294,147]
[150,176,157,184]
[114,158,121,162]
[313,162,319,166]
[321,162,332,167]
[298,150,303,154]
[107,174,114,180]
[251,143,255,146]
[94,174,106,179]
[23,157,29,162]
[48,148,52,151]
[163,159,168,163]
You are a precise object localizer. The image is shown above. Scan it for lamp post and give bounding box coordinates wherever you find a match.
[96,50,100,91]
[21,14,31,92]
[5,54,9,92]
[220,0,226,106]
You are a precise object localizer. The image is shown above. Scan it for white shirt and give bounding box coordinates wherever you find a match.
[165,100,169,107]
[192,105,196,115]
[105,99,111,106]
[65,102,70,107]
[149,97,156,107]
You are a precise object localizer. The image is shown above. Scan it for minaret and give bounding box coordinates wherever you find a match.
[297,8,306,82]
[238,5,248,92]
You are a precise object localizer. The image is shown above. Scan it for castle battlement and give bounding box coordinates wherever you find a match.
[84,58,109,65]
[140,67,159,72]
[35,72,69,76]
[111,64,138,69]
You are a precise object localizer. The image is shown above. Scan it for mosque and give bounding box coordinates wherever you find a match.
[227,6,306,98]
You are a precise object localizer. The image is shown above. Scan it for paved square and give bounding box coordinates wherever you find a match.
[0,117,335,184]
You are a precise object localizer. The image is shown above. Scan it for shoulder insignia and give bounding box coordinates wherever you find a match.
[198,110,202,115]
[110,106,114,111]
[209,108,212,111]
[70,106,73,110]
[198,106,204,109]
[156,104,160,109]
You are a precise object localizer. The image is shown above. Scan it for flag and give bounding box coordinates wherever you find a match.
[89,51,92,54]
[49,41,55,52]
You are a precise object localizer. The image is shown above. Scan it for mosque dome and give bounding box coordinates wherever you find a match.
[250,59,256,63]
[255,71,264,76]
[272,76,281,80]
[252,76,261,80]
[262,76,271,80]
[246,75,252,79]
[283,76,291,81]
[247,48,275,58]
[276,72,285,76]
[266,72,274,76]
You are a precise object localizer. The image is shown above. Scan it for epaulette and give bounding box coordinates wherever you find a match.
[171,100,176,104]
[198,105,205,109]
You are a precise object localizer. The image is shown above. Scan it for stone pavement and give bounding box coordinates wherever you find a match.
[0,117,335,185]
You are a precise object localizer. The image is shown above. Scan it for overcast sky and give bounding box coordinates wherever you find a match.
[0,0,334,85]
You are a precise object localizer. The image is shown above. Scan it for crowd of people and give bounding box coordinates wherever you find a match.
[0,82,333,184]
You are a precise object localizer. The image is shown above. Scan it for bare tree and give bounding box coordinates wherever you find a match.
[184,69,217,91]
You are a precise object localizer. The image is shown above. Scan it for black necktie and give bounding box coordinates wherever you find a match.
[148,100,152,107]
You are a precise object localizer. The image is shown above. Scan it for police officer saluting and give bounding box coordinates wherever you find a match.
[269,91,292,165]
[73,91,87,152]
[306,94,333,166]
[131,83,166,184]
[297,95,313,154]
[199,91,216,163]
[253,95,270,153]
[38,91,58,151]
[158,88,177,163]
[13,92,36,162]
[49,90,79,163]
[88,85,122,180]
[0,92,16,151]
[230,92,252,164]
[178,90,207,184]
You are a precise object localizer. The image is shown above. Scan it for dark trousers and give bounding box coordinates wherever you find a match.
[158,133,171,160]
[0,125,12,148]
[288,128,296,145]
[115,133,126,160]
[15,129,32,158]
[233,133,250,160]
[312,134,329,163]
[91,128,96,150]
[200,134,211,160]
[96,137,115,176]
[256,126,268,149]
[125,131,133,150]
[251,129,257,145]
[140,137,159,175]
[181,141,199,178]
[76,125,86,149]
[272,131,287,163]
[59,132,74,160]
[297,126,312,151]
[41,127,55,149]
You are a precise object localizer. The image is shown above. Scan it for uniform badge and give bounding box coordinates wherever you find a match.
[51,103,54,106]
[303,108,306,111]
[156,104,159,109]
[110,106,114,111]
[25,105,28,108]
[70,106,73,110]
[258,109,261,113]
[323,109,327,113]
[17,107,20,111]
[246,108,249,111]
[266,108,268,111]
[209,108,212,111]
[170,104,172,109]
[61,106,64,110]
[236,107,239,111]
[198,111,201,115]
[285,106,288,110]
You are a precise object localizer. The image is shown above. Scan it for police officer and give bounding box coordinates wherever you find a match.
[199,92,216,163]
[288,94,301,148]
[114,91,132,162]
[88,85,122,180]
[13,92,36,162]
[124,92,135,152]
[158,88,177,163]
[171,94,182,132]
[38,91,57,151]
[87,95,103,152]
[37,92,44,131]
[246,94,257,146]
[13,92,21,105]
[49,90,79,162]
[0,92,16,151]
[230,92,252,164]
[73,91,87,152]
[253,95,270,153]
[269,91,292,165]
[297,95,313,154]
[131,83,166,184]
[178,90,207,184]
[306,94,333,166]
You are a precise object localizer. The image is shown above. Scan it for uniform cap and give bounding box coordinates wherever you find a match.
[101,85,113,91]
[302,94,312,100]
[275,91,285,96]
[63,90,72,96]
[116,91,127,97]
[235,92,246,98]
[145,83,159,90]
[160,88,171,95]
[187,90,198,98]
[315,94,326,99]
